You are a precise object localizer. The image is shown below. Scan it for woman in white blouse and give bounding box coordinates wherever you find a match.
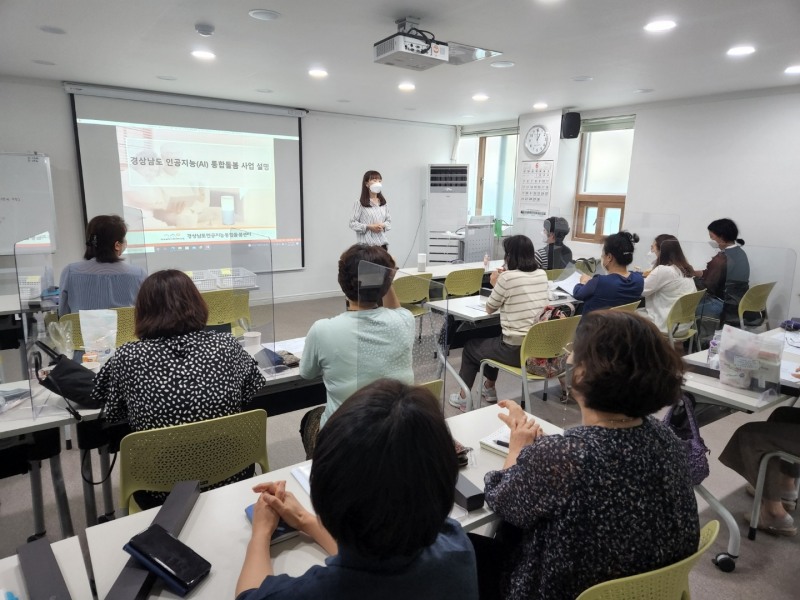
[641,235,697,332]
[349,170,391,248]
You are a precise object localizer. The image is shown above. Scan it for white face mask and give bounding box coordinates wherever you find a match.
[708,239,720,250]
[542,231,550,244]
[646,250,656,263]
[369,182,382,194]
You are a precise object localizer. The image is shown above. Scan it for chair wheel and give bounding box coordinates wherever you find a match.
[713,553,736,572]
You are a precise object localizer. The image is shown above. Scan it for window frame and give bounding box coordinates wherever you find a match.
[572,121,634,243]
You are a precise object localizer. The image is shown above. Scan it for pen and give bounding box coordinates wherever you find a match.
[494,439,509,448]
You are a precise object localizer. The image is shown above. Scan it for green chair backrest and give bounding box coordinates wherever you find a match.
[520,316,581,362]
[609,301,641,313]
[665,290,706,337]
[738,282,776,323]
[443,268,485,298]
[545,269,564,281]
[418,379,444,399]
[203,289,251,336]
[119,409,269,514]
[576,520,719,600]
[112,306,138,346]
[58,313,84,350]
[393,273,432,304]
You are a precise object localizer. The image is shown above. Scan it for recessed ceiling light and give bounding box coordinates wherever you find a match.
[39,25,66,35]
[33,60,56,66]
[633,88,654,94]
[157,75,177,81]
[309,68,328,78]
[249,9,282,21]
[572,75,593,82]
[191,50,216,60]
[784,65,800,74]
[472,93,489,101]
[398,82,416,91]
[644,20,676,33]
[195,22,215,37]
[256,88,273,93]
[533,102,548,110]
[490,61,515,68]
[727,45,755,56]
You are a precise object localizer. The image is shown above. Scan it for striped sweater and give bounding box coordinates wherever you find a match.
[486,269,549,345]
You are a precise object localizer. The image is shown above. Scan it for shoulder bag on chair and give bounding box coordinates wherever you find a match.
[663,392,710,486]
[33,340,100,412]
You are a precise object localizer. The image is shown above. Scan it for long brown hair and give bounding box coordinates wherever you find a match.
[654,235,694,277]
[358,170,386,208]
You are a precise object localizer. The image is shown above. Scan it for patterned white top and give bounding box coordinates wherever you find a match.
[349,200,391,246]
[486,269,549,345]
[641,265,697,333]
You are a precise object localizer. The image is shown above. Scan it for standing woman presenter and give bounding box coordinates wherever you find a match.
[349,170,391,249]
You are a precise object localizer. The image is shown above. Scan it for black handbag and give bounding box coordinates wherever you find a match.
[663,392,710,486]
[34,340,100,411]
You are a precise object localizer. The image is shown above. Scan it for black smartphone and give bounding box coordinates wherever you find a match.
[123,524,211,597]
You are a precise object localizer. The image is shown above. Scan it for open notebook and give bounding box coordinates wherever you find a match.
[480,419,565,456]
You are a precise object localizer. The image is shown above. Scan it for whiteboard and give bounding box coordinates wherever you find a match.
[0,153,57,254]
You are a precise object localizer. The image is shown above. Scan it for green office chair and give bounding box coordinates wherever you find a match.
[443,268,484,298]
[576,520,719,600]
[545,269,564,281]
[609,300,641,313]
[477,316,580,410]
[119,409,269,515]
[418,379,444,400]
[393,273,433,341]
[203,289,252,337]
[664,290,706,353]
[737,282,776,329]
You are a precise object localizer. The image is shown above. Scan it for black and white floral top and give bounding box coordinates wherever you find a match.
[484,418,699,600]
[95,330,266,430]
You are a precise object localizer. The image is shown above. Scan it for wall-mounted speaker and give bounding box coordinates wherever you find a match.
[561,112,581,139]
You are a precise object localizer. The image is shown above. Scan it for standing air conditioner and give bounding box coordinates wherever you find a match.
[425,164,468,264]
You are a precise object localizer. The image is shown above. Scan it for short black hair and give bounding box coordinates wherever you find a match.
[84,215,127,263]
[708,218,744,245]
[310,379,458,558]
[503,235,538,272]
[545,217,570,243]
[571,311,685,417]
[602,230,639,266]
[338,244,396,304]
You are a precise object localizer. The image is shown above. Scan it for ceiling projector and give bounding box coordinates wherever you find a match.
[373,31,449,71]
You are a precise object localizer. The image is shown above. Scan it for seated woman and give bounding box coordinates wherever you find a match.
[719,398,800,536]
[641,235,697,333]
[93,269,266,508]
[299,244,414,458]
[535,216,573,270]
[58,214,147,316]
[449,235,549,411]
[475,311,699,600]
[572,231,644,314]
[235,379,478,600]
[695,217,749,323]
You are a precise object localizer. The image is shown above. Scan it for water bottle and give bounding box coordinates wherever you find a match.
[483,253,490,268]
[707,331,722,369]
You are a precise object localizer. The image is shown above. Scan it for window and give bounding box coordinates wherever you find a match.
[573,117,635,242]
[457,132,518,225]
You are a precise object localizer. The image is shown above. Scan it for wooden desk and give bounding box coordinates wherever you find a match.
[87,405,559,600]
[0,536,93,600]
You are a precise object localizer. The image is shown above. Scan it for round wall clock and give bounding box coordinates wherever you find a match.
[524,124,550,156]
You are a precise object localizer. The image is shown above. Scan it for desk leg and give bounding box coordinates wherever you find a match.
[49,454,75,538]
[81,449,98,527]
[98,446,115,521]
[27,460,46,541]
[695,484,738,572]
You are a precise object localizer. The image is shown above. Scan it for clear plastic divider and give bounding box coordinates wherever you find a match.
[683,241,796,329]
[358,263,448,400]
[623,212,681,274]
[8,232,61,420]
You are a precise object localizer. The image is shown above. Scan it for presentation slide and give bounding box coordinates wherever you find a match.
[72,94,304,272]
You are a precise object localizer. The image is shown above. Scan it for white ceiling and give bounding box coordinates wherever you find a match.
[1,0,799,125]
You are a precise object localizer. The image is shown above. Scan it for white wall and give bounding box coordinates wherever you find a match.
[0,76,455,303]
[549,85,800,318]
